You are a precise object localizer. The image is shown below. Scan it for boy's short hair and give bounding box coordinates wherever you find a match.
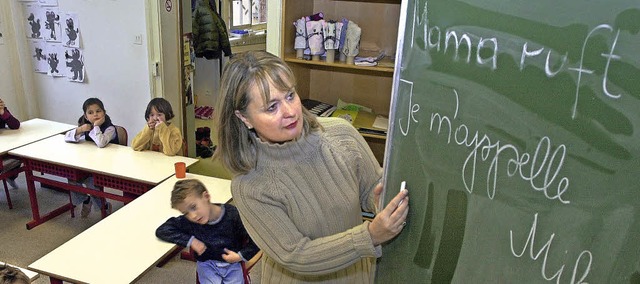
[170,179,208,208]
[145,98,175,121]
[0,264,29,284]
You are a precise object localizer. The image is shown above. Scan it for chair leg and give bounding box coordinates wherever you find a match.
[242,262,251,284]
[100,197,107,218]
[3,179,13,209]
[68,192,75,218]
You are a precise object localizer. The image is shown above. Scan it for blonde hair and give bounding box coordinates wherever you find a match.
[170,179,207,208]
[0,265,29,284]
[213,51,320,175]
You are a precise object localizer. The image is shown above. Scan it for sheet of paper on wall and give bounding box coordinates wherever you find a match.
[64,47,85,82]
[23,4,44,40]
[30,40,48,73]
[43,7,61,43]
[62,12,80,48]
[38,0,59,6]
[0,19,5,45]
[45,42,65,77]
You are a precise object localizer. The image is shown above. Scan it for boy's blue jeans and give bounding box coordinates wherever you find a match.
[197,260,244,284]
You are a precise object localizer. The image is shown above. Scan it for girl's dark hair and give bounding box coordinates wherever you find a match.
[145,98,175,121]
[77,97,112,127]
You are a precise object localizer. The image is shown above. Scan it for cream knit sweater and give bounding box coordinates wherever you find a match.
[232,117,383,283]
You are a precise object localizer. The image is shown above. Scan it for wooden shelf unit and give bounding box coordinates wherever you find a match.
[280,0,400,163]
[280,0,401,117]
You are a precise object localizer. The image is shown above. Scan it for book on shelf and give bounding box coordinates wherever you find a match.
[353,111,388,136]
[330,108,359,124]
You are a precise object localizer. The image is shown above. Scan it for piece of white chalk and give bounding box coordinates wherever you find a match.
[398,181,407,206]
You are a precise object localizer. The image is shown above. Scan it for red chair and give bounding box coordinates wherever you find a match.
[1,158,23,209]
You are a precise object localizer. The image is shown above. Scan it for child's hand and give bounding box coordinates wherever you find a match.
[190,238,207,256]
[93,116,105,127]
[0,99,5,115]
[78,123,92,133]
[154,119,164,128]
[147,118,156,130]
[221,248,242,263]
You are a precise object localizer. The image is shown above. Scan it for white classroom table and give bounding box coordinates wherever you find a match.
[28,173,232,284]
[0,118,75,155]
[9,134,199,229]
[0,119,75,208]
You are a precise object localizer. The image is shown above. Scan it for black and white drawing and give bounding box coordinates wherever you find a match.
[62,12,80,48]
[24,4,43,39]
[46,43,65,77]
[31,40,48,73]
[64,47,84,82]
[44,8,61,42]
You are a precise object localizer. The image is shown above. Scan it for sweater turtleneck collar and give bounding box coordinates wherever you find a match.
[252,128,322,166]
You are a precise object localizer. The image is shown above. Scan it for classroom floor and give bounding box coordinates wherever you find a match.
[0,174,261,283]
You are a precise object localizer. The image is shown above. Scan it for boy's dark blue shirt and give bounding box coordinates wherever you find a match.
[155,203,259,262]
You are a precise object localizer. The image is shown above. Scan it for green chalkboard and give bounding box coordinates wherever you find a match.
[377,0,640,283]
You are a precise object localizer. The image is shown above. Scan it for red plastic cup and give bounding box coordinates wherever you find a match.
[175,162,186,178]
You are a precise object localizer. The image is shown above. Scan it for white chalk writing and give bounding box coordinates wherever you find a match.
[510,213,592,283]
[429,89,570,204]
[410,1,623,120]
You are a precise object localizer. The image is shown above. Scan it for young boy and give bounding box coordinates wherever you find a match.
[156,179,259,284]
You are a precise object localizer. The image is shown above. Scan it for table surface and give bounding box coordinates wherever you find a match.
[9,134,199,184]
[28,173,232,284]
[0,118,75,155]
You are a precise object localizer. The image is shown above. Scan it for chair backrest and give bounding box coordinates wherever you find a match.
[115,126,128,146]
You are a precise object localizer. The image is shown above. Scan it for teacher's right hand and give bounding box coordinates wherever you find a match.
[368,185,409,246]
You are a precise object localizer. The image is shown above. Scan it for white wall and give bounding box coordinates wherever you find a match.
[266,0,281,56]
[2,0,154,144]
[0,2,22,119]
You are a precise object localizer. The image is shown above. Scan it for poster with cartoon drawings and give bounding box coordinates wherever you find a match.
[62,12,80,48]
[38,0,58,6]
[30,40,48,73]
[64,47,84,82]
[43,7,61,42]
[45,43,65,77]
[23,4,43,39]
